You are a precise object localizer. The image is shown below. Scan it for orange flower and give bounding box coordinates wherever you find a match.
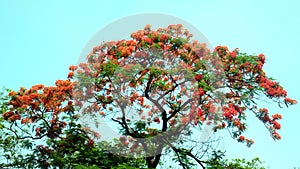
[9,114,21,121]
[8,91,17,96]
[272,121,281,130]
[238,135,245,141]
[148,111,153,116]
[130,93,139,103]
[21,118,32,124]
[31,84,44,90]
[233,119,241,127]
[284,98,297,105]
[69,65,78,71]
[123,141,129,147]
[272,113,282,120]
[272,132,281,140]
[67,72,74,78]
[259,108,268,114]
[2,111,14,120]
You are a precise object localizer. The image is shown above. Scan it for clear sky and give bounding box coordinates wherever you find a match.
[0,0,299,168]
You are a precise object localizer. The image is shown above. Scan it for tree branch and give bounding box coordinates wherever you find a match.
[144,74,168,132]
[165,140,206,169]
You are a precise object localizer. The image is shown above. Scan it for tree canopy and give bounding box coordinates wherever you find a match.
[0,24,297,169]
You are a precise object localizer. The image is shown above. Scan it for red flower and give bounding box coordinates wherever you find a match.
[36,127,41,136]
[197,108,204,122]
[160,34,169,42]
[154,117,160,124]
[194,74,203,81]
[230,51,237,58]
[2,111,14,120]
[198,88,205,96]
[258,54,266,64]
[238,135,245,141]
[87,139,94,147]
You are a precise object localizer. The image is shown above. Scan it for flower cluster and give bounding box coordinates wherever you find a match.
[214,45,297,143]
[2,24,297,154]
[3,80,73,138]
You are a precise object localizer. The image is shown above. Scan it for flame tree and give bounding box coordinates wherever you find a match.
[0,24,297,169]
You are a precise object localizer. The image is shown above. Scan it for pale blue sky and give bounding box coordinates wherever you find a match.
[1,1,299,168]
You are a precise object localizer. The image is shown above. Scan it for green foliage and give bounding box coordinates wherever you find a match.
[223,158,266,169]
[171,37,188,50]
[206,150,266,169]
[0,88,147,169]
